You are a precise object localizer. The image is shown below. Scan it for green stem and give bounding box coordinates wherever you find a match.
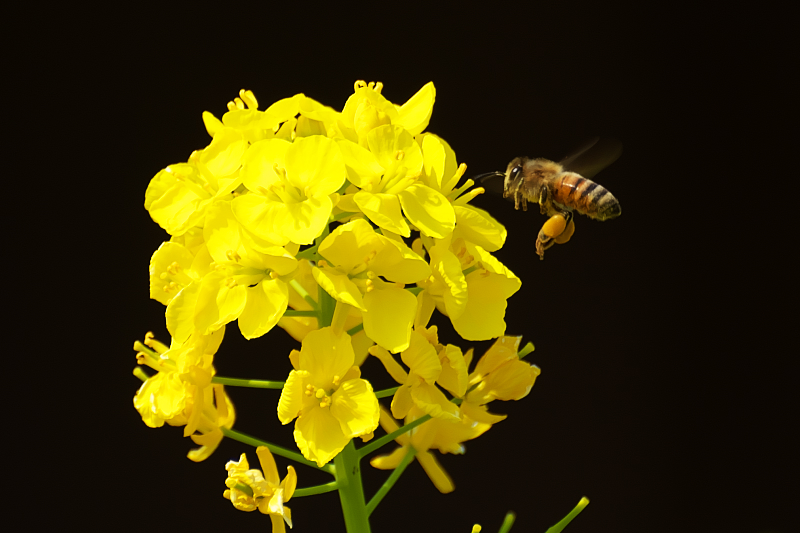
[289,279,319,310]
[365,446,416,516]
[334,440,371,532]
[318,285,336,328]
[331,210,358,222]
[292,481,339,497]
[405,286,423,296]
[498,511,516,533]
[374,386,399,399]
[347,323,364,336]
[357,415,432,458]
[283,310,319,317]
[545,497,589,533]
[295,245,320,261]
[221,427,335,475]
[211,377,284,389]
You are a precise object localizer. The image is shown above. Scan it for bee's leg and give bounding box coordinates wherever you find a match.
[536,211,574,259]
[538,187,550,216]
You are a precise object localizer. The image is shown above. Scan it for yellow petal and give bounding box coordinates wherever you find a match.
[238,280,289,339]
[471,336,522,379]
[330,379,379,438]
[299,327,355,385]
[398,183,455,239]
[437,345,469,397]
[369,345,408,384]
[369,237,431,284]
[354,191,411,237]
[194,271,247,334]
[312,266,366,311]
[420,133,459,193]
[269,514,287,533]
[401,331,441,383]
[272,195,333,245]
[390,384,414,420]
[451,270,521,341]
[363,286,416,353]
[231,193,290,246]
[454,205,507,252]
[199,128,247,177]
[149,242,197,305]
[369,446,408,470]
[396,82,435,136]
[411,382,460,421]
[284,135,345,196]
[282,466,297,501]
[336,138,383,189]
[460,401,508,425]
[277,370,308,425]
[240,138,291,193]
[294,406,350,467]
[255,446,280,486]
[166,281,201,343]
[317,219,381,271]
[366,125,422,176]
[202,111,223,137]
[430,243,468,320]
[416,451,454,493]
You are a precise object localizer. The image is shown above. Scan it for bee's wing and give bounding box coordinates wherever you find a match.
[559,137,622,179]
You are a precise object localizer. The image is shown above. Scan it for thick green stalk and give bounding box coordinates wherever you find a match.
[334,440,371,532]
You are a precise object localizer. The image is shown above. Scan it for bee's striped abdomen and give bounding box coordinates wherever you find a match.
[552,172,621,221]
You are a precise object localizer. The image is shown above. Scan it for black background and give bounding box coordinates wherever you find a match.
[19,3,795,532]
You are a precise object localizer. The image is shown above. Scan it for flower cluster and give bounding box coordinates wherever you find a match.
[132,81,539,529]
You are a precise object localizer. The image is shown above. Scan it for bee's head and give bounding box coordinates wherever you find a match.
[504,157,526,196]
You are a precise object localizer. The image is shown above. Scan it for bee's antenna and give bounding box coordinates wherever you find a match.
[474,171,505,182]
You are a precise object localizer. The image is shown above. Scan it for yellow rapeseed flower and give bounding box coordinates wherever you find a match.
[461,336,541,424]
[277,327,379,466]
[370,406,490,494]
[232,135,345,245]
[312,219,430,353]
[132,329,235,461]
[223,447,297,532]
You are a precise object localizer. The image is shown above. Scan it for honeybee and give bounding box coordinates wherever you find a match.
[478,138,622,259]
